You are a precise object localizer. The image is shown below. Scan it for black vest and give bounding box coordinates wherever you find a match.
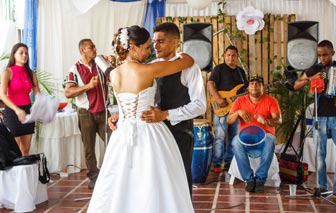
[155,72,193,136]
[155,72,190,109]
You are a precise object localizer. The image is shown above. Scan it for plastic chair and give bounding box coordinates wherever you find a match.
[228,153,281,187]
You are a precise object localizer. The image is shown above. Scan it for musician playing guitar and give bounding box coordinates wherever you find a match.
[207,45,248,173]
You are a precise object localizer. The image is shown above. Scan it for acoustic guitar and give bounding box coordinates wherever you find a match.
[210,84,248,117]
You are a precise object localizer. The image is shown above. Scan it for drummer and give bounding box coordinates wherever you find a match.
[227,75,282,193]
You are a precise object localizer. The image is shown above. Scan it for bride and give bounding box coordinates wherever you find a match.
[87,25,195,213]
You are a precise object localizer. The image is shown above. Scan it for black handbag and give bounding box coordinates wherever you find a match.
[13,153,50,184]
[0,120,22,170]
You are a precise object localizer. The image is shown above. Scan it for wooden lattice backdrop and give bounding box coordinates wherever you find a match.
[157,14,296,122]
[157,14,296,85]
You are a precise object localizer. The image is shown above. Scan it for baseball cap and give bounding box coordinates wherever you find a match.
[249,74,264,84]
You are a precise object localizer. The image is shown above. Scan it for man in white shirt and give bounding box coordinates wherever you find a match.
[140,22,206,196]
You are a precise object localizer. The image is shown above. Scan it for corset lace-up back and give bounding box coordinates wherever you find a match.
[115,82,156,122]
[118,95,139,120]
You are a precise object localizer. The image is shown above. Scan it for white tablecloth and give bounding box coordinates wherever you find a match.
[302,137,336,172]
[0,164,48,212]
[30,111,106,174]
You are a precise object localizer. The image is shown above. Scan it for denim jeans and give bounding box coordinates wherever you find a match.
[212,114,239,166]
[313,117,336,193]
[232,133,276,182]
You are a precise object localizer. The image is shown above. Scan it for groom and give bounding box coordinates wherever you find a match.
[109,23,206,196]
[140,22,206,195]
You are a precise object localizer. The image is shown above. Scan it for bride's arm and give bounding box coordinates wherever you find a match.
[141,53,194,78]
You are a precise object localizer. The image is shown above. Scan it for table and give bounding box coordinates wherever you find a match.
[0,164,48,212]
[30,111,106,174]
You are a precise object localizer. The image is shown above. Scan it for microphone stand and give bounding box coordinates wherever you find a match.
[287,78,335,205]
[94,55,115,145]
[98,67,110,146]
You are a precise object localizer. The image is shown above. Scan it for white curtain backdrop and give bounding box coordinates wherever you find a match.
[36,0,336,88]
[165,1,220,16]
[37,0,146,88]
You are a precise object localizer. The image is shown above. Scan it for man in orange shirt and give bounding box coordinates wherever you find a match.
[227,75,282,192]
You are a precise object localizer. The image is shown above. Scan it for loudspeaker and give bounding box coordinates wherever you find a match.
[183,23,213,71]
[287,21,319,70]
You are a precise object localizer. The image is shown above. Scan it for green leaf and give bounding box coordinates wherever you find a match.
[261,37,269,43]
[35,69,57,95]
[178,17,186,24]
[0,53,9,61]
[276,65,282,70]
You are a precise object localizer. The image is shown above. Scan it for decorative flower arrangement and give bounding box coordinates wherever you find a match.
[117,27,129,50]
[236,6,265,35]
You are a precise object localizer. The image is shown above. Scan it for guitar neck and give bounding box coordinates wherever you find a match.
[230,91,248,102]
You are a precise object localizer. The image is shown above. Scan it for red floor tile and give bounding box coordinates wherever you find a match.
[1,168,335,212]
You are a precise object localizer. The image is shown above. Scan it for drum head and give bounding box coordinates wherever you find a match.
[238,126,266,158]
[239,126,265,144]
[193,119,211,126]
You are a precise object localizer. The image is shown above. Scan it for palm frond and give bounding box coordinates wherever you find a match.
[0,53,9,61]
[35,69,56,95]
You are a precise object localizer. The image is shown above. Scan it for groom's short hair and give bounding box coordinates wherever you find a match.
[153,22,180,40]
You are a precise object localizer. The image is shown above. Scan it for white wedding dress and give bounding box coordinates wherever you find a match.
[87,82,194,213]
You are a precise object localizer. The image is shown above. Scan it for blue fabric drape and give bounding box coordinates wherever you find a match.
[23,0,38,71]
[144,0,165,37]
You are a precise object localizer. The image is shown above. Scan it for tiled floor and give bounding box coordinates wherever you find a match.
[1,167,335,212]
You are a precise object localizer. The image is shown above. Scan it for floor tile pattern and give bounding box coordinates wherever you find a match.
[1,167,335,212]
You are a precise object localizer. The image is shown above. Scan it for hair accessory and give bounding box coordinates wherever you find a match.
[117,28,129,50]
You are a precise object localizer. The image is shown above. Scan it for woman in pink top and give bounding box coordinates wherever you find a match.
[0,43,40,156]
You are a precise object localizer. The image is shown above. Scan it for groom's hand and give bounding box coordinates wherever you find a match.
[141,106,168,123]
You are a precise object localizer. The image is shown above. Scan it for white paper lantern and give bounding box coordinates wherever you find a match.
[187,0,211,10]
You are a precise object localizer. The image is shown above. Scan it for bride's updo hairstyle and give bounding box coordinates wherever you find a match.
[113,25,150,62]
